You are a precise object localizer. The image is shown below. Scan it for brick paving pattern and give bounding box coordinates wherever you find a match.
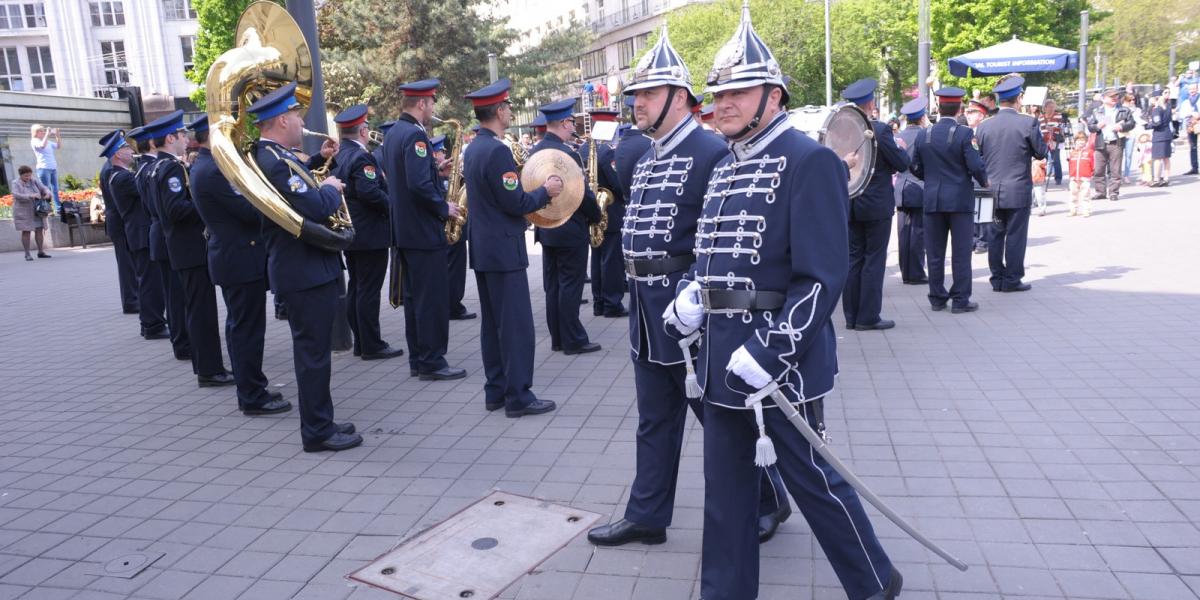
[1,175,1198,599]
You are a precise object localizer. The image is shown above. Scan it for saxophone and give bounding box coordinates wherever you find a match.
[439,117,468,245]
[587,135,614,248]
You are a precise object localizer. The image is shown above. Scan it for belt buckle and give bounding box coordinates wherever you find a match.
[624,258,638,277]
[699,288,715,311]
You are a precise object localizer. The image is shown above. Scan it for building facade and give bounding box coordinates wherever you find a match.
[0,0,198,109]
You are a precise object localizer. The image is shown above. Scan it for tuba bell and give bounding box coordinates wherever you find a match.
[204,1,354,252]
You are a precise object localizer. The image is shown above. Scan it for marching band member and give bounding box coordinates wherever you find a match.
[147,110,234,387]
[383,79,467,380]
[531,98,603,354]
[894,98,929,285]
[668,4,901,597]
[97,130,139,315]
[580,108,627,318]
[333,104,404,361]
[247,82,362,452]
[432,134,475,321]
[461,78,562,417]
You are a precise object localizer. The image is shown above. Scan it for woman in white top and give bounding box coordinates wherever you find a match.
[30,123,62,216]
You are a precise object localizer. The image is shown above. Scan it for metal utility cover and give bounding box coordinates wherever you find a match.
[349,491,600,599]
[85,552,163,579]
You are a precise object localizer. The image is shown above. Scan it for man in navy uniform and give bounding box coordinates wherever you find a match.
[462,78,562,417]
[964,98,991,254]
[894,98,929,285]
[383,79,466,380]
[132,125,191,358]
[146,110,234,387]
[671,5,901,598]
[332,104,404,361]
[911,88,989,314]
[105,131,169,339]
[613,100,652,200]
[189,116,291,415]
[975,76,1047,293]
[532,98,603,354]
[97,130,139,315]
[586,24,789,549]
[247,82,362,452]
[372,120,396,165]
[433,134,475,321]
[580,108,627,318]
[840,78,909,331]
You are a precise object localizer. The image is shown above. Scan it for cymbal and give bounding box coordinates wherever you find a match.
[521,148,584,229]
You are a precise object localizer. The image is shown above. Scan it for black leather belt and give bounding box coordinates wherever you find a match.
[624,254,694,277]
[700,289,785,311]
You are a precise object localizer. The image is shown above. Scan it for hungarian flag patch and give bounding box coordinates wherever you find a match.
[414,141,427,158]
[364,165,377,180]
[502,171,519,191]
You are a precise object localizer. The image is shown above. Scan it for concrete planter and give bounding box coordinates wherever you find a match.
[0,219,24,252]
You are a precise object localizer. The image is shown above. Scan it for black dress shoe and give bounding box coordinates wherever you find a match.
[1185,169,1199,175]
[604,308,630,318]
[866,568,904,600]
[174,351,192,361]
[593,307,605,317]
[336,422,356,435]
[930,304,946,312]
[419,366,467,381]
[563,342,601,355]
[506,398,556,418]
[450,311,477,320]
[303,431,363,453]
[551,344,562,352]
[362,345,405,360]
[587,519,667,546]
[123,307,140,315]
[903,278,929,285]
[758,501,792,543]
[951,301,979,314]
[581,298,589,305]
[410,368,418,377]
[198,372,236,387]
[36,252,51,258]
[352,347,361,357]
[242,397,292,416]
[484,401,505,412]
[854,319,895,331]
[1002,282,1032,292]
[274,307,288,321]
[142,329,170,340]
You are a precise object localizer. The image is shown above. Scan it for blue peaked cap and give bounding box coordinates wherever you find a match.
[246,82,302,124]
[143,110,186,139]
[538,98,577,123]
[841,78,877,105]
[99,129,126,158]
[993,76,1025,100]
[900,98,926,119]
[429,135,446,152]
[186,115,209,133]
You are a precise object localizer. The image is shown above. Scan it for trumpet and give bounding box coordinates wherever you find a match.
[368,128,385,148]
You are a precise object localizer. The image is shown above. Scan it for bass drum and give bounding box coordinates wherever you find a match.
[787,104,876,198]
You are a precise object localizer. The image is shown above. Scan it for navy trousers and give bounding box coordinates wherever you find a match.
[109,230,139,312]
[447,239,469,317]
[701,401,893,600]
[162,262,191,357]
[924,211,974,308]
[589,233,625,315]
[626,360,784,529]
[988,206,1031,291]
[345,248,388,355]
[221,278,272,410]
[843,218,891,328]
[399,247,450,373]
[475,270,538,410]
[131,249,166,334]
[278,279,339,446]
[178,266,226,377]
[896,208,926,283]
[542,244,590,350]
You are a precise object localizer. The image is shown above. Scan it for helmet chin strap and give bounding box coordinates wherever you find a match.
[643,87,679,135]
[728,85,775,141]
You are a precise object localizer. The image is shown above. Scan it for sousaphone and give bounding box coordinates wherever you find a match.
[204,1,354,252]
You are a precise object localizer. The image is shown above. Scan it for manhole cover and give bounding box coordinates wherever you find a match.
[349,491,599,599]
[85,552,163,579]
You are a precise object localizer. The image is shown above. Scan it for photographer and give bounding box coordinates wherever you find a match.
[30,124,63,215]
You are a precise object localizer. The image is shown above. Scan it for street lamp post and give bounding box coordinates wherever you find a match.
[1078,10,1088,118]
[824,0,832,106]
[918,0,930,107]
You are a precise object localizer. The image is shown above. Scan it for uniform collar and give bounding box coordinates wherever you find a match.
[399,112,426,132]
[198,147,212,157]
[478,128,499,139]
[544,132,565,145]
[652,116,698,158]
[729,111,789,160]
[998,107,1019,114]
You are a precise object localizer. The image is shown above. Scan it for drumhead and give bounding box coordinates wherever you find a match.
[788,104,877,198]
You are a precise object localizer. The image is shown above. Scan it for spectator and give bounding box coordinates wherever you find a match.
[1087,89,1136,201]
[30,124,62,215]
[1135,132,1153,185]
[1041,99,1067,186]
[1032,153,1048,216]
[1066,131,1094,217]
[1148,89,1174,186]
[10,165,53,260]
[1178,82,1199,175]
[1122,93,1140,183]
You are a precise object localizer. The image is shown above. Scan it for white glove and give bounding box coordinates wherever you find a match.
[727,346,772,389]
[663,280,704,335]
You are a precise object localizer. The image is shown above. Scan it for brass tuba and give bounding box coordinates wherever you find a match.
[437,117,468,245]
[586,134,615,248]
[204,1,354,252]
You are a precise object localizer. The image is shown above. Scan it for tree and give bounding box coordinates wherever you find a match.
[1092,0,1200,85]
[187,0,271,109]
[501,23,593,127]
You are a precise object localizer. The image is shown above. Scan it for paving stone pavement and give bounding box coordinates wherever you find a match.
[1,173,1199,600]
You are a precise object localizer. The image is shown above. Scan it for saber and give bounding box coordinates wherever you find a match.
[760,384,969,571]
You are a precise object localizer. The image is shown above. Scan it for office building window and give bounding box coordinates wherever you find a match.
[23,2,45,26]
[0,4,23,28]
[617,34,648,68]
[180,36,194,73]
[90,1,124,26]
[161,0,195,20]
[27,45,53,89]
[581,49,606,80]
[0,47,22,90]
[100,40,129,85]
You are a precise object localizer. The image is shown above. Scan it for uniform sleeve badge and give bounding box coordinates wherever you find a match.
[364,165,377,180]
[414,141,428,158]
[971,137,980,151]
[288,174,308,193]
[167,176,183,193]
[501,171,519,191]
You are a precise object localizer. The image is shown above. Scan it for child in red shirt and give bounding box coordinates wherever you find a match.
[1067,132,1095,217]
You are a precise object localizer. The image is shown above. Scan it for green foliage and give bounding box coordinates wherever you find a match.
[502,23,593,126]
[61,174,86,191]
[187,0,274,109]
[1092,0,1199,84]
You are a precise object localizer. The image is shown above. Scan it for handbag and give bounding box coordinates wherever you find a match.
[33,199,51,218]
